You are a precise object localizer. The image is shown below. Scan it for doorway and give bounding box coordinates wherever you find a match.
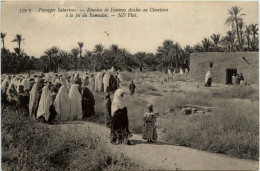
[226,68,237,84]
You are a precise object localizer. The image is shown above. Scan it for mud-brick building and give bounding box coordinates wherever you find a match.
[190,52,259,84]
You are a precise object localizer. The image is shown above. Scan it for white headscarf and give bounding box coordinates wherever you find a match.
[1,76,10,92]
[21,78,30,91]
[111,89,126,116]
[69,84,82,119]
[36,86,52,121]
[53,86,71,121]
[103,73,111,93]
[205,70,212,83]
[29,79,39,118]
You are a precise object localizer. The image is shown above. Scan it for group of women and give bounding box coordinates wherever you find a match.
[1,70,158,145]
[1,73,96,123]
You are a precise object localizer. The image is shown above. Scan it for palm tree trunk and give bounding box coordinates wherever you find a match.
[236,23,242,51]
[247,37,250,51]
[2,39,4,49]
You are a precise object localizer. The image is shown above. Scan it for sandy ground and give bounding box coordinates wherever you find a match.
[54,121,259,170]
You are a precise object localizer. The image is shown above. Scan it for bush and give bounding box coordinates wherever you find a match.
[2,106,142,170]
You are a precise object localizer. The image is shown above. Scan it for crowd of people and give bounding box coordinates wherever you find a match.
[1,69,158,145]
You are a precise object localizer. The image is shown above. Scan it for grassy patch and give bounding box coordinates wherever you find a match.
[211,85,259,100]
[161,99,259,160]
[2,106,142,170]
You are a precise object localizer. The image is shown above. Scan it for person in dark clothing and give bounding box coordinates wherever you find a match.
[105,93,112,128]
[110,89,133,145]
[82,87,95,119]
[48,82,62,124]
[109,75,118,93]
[129,80,136,95]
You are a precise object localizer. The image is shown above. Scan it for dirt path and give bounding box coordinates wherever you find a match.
[54,121,258,170]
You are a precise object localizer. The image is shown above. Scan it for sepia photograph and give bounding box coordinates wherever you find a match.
[1,1,259,170]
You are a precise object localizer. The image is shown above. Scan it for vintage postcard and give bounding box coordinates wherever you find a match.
[1,1,259,170]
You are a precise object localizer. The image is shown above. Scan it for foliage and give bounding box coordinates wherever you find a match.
[2,106,142,170]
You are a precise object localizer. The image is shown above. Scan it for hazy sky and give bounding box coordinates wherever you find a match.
[1,1,258,57]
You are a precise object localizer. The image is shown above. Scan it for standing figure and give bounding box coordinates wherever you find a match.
[89,74,95,92]
[6,82,18,104]
[205,70,212,87]
[69,84,82,120]
[110,89,132,145]
[142,104,158,142]
[240,73,244,85]
[29,78,40,119]
[103,73,111,93]
[129,80,136,95]
[36,85,52,123]
[232,74,236,85]
[82,87,95,119]
[235,74,240,85]
[105,93,112,128]
[53,86,71,121]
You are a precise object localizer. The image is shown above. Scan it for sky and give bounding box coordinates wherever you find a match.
[1,1,258,58]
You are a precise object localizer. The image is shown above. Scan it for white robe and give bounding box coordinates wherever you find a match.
[53,86,71,121]
[95,72,103,92]
[103,73,111,93]
[180,68,184,75]
[69,84,82,119]
[205,71,212,83]
[37,86,52,121]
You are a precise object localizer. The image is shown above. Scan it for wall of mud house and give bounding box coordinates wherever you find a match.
[190,52,259,84]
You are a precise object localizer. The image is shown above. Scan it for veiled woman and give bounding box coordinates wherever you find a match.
[110,89,132,145]
[103,72,111,93]
[69,84,82,120]
[95,72,104,92]
[89,74,95,92]
[82,86,95,119]
[29,78,40,119]
[53,86,71,121]
[36,85,52,123]
[6,82,18,104]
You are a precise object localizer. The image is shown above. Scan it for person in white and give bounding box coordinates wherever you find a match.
[36,85,52,122]
[53,85,71,121]
[69,84,82,120]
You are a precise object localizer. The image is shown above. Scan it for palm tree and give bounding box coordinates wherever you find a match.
[169,42,183,68]
[222,31,236,52]
[1,32,6,49]
[71,48,79,71]
[201,38,212,52]
[210,34,221,51]
[245,25,252,51]
[135,52,146,71]
[109,44,119,66]
[225,6,245,51]
[250,24,258,50]
[156,40,174,68]
[184,45,193,53]
[93,44,104,71]
[50,46,60,72]
[78,42,84,71]
[44,48,53,71]
[11,34,25,54]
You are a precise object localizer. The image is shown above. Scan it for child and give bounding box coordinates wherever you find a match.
[142,104,158,142]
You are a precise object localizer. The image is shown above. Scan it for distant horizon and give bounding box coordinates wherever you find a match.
[1,1,258,58]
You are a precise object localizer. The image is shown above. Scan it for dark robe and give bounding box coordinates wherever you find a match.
[109,75,118,93]
[48,82,62,124]
[129,83,136,95]
[110,107,131,144]
[82,87,95,119]
[105,97,112,128]
[205,78,212,87]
